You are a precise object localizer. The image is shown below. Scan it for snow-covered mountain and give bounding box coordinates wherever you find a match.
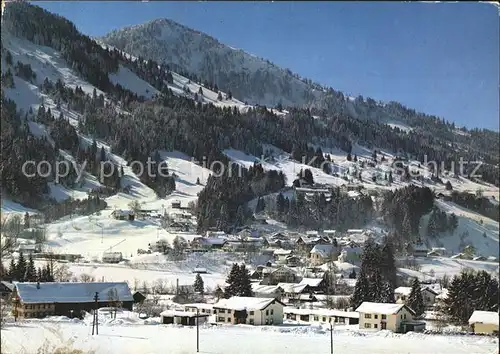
[100,18,324,108]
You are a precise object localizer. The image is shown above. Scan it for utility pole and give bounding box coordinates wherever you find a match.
[92,292,99,335]
[196,307,200,353]
[329,318,334,354]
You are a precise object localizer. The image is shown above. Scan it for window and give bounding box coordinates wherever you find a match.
[364,323,371,328]
[314,316,319,321]
[227,317,231,323]
[322,317,327,322]
[269,318,273,325]
[219,309,225,313]
[227,310,231,314]
[403,314,407,320]
[201,309,205,313]
[364,314,371,319]
[270,309,274,315]
[218,317,224,322]
[374,324,378,329]
[381,315,387,320]
[374,314,378,319]
[401,296,406,301]
[400,315,403,319]
[266,310,269,316]
[249,311,254,316]
[249,319,254,325]
[265,319,269,325]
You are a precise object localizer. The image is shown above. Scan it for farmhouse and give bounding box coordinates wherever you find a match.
[213,296,285,325]
[356,302,425,333]
[160,310,209,325]
[111,209,135,221]
[190,237,227,251]
[394,286,438,308]
[12,282,133,319]
[102,252,123,263]
[468,311,499,335]
[338,246,363,265]
[251,284,283,299]
[310,244,338,266]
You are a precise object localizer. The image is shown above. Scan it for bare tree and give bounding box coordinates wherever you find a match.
[79,273,95,283]
[107,288,122,319]
[0,298,10,328]
[53,263,73,282]
[0,215,23,257]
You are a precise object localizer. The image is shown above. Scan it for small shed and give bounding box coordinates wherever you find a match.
[160,310,209,325]
[132,291,146,304]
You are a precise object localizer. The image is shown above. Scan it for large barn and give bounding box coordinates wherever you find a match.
[12,282,134,319]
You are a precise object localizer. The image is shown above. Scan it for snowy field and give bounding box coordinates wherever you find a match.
[1,313,497,354]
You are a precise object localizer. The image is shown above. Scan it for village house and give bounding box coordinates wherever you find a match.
[356,302,425,333]
[323,230,336,239]
[17,243,43,254]
[298,277,326,293]
[394,286,438,308]
[183,303,215,315]
[160,310,209,325]
[111,209,135,221]
[102,251,123,264]
[12,282,134,319]
[283,307,359,325]
[251,284,283,299]
[273,249,293,263]
[264,266,298,284]
[411,243,429,257]
[310,244,338,266]
[296,235,330,254]
[468,310,499,335]
[190,237,227,251]
[276,283,311,303]
[213,296,285,325]
[285,255,301,267]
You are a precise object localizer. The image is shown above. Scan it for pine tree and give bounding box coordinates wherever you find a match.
[368,267,382,302]
[24,212,30,229]
[194,273,204,294]
[17,252,27,282]
[238,264,253,297]
[26,254,37,281]
[350,268,370,309]
[7,258,16,281]
[380,237,397,289]
[379,281,395,303]
[224,263,241,298]
[346,153,352,161]
[407,278,425,317]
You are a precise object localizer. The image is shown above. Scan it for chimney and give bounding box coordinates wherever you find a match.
[36,281,40,289]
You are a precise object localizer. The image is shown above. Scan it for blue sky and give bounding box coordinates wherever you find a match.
[37,2,499,130]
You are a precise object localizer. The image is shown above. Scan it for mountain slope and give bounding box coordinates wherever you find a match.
[100,18,500,184]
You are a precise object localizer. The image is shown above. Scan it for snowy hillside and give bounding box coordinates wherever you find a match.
[100,18,323,108]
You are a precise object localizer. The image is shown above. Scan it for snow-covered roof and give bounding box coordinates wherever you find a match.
[283,307,359,319]
[273,249,292,256]
[310,244,336,258]
[15,282,133,304]
[323,230,336,234]
[355,302,414,315]
[299,278,323,287]
[160,310,208,317]
[251,284,281,295]
[394,287,412,296]
[213,296,282,311]
[306,231,319,236]
[436,289,448,300]
[183,303,214,310]
[196,237,227,245]
[277,283,309,294]
[346,229,364,234]
[413,243,429,251]
[468,311,499,325]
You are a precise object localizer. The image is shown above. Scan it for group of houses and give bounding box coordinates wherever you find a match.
[1,280,497,335]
